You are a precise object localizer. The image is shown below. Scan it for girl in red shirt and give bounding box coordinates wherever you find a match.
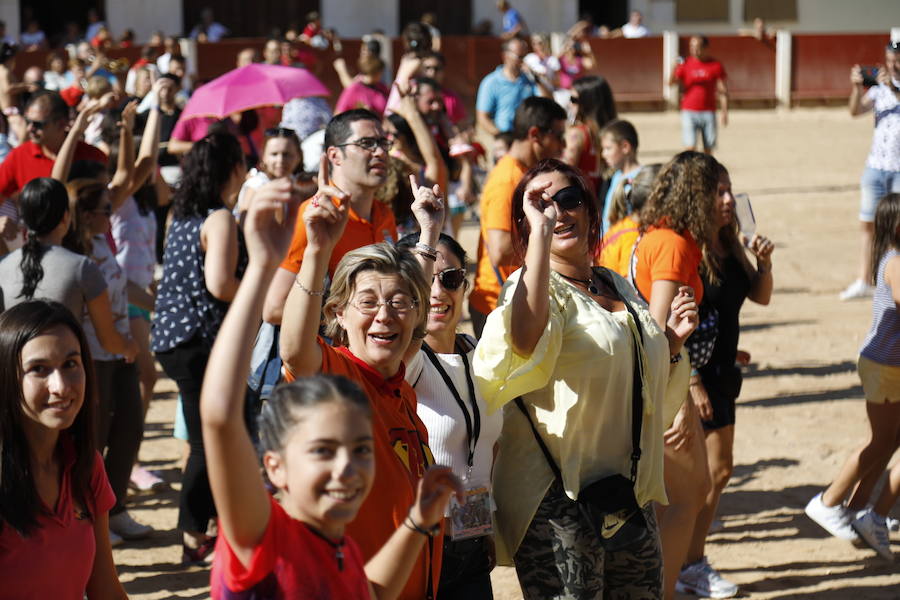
[202,177,462,599]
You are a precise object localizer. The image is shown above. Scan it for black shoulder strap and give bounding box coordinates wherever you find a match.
[515,397,563,481]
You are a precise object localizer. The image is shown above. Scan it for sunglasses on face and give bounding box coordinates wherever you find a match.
[551,185,584,211]
[433,267,466,291]
[336,137,393,152]
[26,118,45,130]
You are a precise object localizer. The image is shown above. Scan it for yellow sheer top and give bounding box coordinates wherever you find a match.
[473,268,671,564]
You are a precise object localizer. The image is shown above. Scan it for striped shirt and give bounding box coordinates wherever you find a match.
[860,249,900,366]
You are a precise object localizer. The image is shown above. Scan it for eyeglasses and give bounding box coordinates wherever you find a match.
[25,118,45,130]
[350,296,418,315]
[335,137,393,153]
[433,267,467,291]
[552,185,584,211]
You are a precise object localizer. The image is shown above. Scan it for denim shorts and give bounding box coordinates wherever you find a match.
[681,109,718,150]
[859,167,900,222]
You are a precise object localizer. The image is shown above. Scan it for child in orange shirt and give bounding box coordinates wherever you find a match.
[598,163,661,276]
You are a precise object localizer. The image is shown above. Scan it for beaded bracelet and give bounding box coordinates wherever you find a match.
[403,514,440,537]
[293,276,326,296]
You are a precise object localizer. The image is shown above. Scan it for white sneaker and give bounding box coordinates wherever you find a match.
[805,492,859,541]
[676,557,738,599]
[887,516,900,532]
[109,510,153,540]
[852,509,894,561]
[839,279,874,301]
[109,529,123,548]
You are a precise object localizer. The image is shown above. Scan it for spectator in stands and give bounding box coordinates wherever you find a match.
[0,92,106,201]
[156,36,183,75]
[497,0,528,41]
[59,21,84,47]
[84,9,105,44]
[476,38,542,136]
[0,21,14,46]
[118,29,136,48]
[469,97,567,336]
[262,38,281,66]
[148,30,164,47]
[236,47,258,68]
[670,35,728,154]
[44,54,68,92]
[738,17,776,42]
[20,20,48,52]
[125,46,159,96]
[89,26,113,51]
[841,42,900,300]
[618,10,651,38]
[191,7,229,42]
[524,33,561,94]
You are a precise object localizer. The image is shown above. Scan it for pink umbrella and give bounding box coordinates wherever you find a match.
[180,63,330,119]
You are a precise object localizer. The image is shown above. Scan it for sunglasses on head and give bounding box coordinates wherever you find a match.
[265,127,297,138]
[434,267,466,291]
[889,41,900,52]
[551,185,584,211]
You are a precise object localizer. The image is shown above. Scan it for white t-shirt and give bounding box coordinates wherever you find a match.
[621,23,650,38]
[865,82,900,172]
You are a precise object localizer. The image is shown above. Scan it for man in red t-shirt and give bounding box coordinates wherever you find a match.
[0,91,107,200]
[670,36,728,153]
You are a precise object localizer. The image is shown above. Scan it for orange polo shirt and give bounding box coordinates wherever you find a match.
[283,339,441,600]
[280,197,398,275]
[469,154,528,315]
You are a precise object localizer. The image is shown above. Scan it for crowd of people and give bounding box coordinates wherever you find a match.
[0,5,898,600]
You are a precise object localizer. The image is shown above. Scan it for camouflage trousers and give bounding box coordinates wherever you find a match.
[513,480,663,600]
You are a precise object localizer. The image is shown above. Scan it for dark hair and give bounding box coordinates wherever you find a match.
[261,127,303,176]
[421,50,446,66]
[692,35,710,48]
[511,96,567,141]
[169,54,187,66]
[600,119,638,151]
[62,179,107,256]
[68,159,107,182]
[0,42,16,64]
[871,193,900,284]
[402,22,432,56]
[511,159,601,259]
[0,300,97,536]
[18,178,69,299]
[573,75,618,132]
[415,76,442,94]
[260,375,371,454]
[396,231,468,267]
[159,72,182,87]
[26,91,69,123]
[172,132,244,218]
[387,112,419,158]
[324,108,381,149]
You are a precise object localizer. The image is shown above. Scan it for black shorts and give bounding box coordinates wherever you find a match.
[699,363,742,431]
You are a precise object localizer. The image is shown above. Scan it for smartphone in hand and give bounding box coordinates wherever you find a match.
[734,193,756,245]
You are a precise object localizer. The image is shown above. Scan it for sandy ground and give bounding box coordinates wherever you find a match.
[117,107,900,599]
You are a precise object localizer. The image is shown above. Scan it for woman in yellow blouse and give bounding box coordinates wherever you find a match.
[473,159,697,598]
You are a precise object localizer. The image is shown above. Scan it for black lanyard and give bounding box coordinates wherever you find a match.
[421,342,481,471]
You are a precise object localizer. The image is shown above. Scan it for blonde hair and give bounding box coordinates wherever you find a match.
[323,243,429,346]
[85,75,111,99]
[608,163,661,225]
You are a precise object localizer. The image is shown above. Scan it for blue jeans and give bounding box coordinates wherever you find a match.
[859,166,900,222]
[681,110,717,150]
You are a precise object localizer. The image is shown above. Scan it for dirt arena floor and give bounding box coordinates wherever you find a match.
[117,107,900,599]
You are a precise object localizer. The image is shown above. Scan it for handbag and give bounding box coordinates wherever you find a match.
[684,301,718,368]
[515,279,650,551]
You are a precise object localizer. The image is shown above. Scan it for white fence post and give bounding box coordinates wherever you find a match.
[662,31,679,110]
[775,30,793,109]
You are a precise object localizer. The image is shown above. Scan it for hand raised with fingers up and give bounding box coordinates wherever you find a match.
[303,153,350,255]
[244,178,302,269]
[118,99,139,131]
[408,174,445,239]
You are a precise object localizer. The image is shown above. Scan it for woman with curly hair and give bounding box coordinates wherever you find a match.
[151,131,248,563]
[632,150,732,599]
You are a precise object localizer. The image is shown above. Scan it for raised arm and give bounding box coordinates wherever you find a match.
[202,179,298,566]
[746,234,774,305]
[128,82,164,196]
[509,180,555,356]
[280,154,350,378]
[395,85,447,190]
[108,100,138,211]
[51,97,108,182]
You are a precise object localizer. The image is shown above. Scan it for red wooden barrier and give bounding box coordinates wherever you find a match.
[589,37,664,103]
[792,33,891,102]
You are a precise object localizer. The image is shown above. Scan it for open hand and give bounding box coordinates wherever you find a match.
[408,174,445,236]
[244,178,301,269]
[408,466,465,530]
[303,153,350,254]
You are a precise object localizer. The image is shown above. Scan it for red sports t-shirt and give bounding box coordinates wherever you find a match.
[211,496,371,599]
[674,56,726,112]
[0,141,107,198]
[282,340,442,600]
[0,445,115,600]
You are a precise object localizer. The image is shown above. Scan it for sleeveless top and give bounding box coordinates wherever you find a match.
[574,123,602,194]
[151,210,247,353]
[860,249,900,366]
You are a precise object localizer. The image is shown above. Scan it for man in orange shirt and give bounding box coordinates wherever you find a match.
[469,97,567,336]
[262,109,397,324]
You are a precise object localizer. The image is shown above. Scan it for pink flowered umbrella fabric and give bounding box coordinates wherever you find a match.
[180,63,330,119]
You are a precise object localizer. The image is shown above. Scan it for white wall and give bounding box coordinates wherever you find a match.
[0,0,18,42]
[323,0,400,38]
[106,0,183,42]
[471,0,575,36]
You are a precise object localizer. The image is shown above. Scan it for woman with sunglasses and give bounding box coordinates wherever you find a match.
[473,159,697,597]
[397,232,502,600]
[279,172,448,600]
